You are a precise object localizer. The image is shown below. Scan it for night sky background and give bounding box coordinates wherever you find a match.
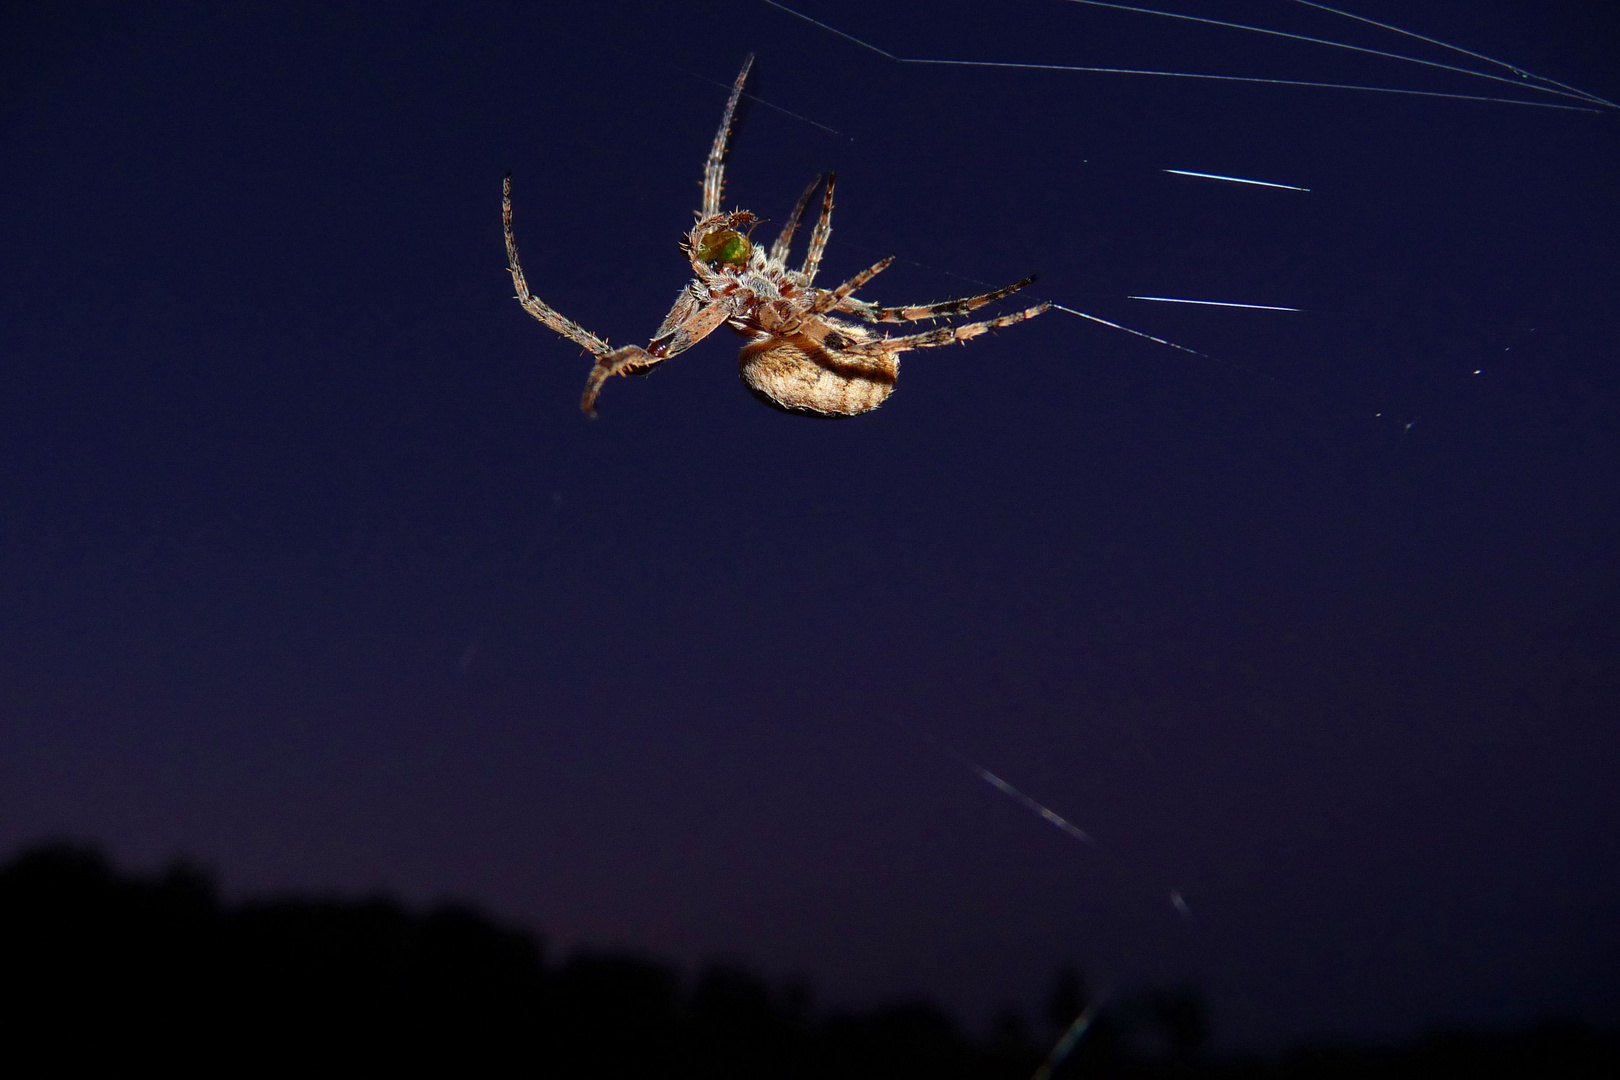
[2,0,1616,1053]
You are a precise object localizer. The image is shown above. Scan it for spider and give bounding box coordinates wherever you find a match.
[502,54,1049,417]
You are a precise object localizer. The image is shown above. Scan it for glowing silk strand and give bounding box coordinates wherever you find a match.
[1129,295,1303,311]
[1163,168,1310,192]
[759,0,1600,113]
[1063,0,1604,108]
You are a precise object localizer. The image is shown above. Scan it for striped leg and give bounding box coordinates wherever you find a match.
[841,275,1038,324]
[508,176,734,416]
[581,299,733,416]
[580,345,658,416]
[769,175,823,266]
[844,302,1052,359]
[801,172,837,285]
[701,55,754,217]
[809,257,894,316]
[504,175,612,355]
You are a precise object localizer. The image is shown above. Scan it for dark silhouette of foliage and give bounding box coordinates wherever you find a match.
[2,844,1613,1076]
[1046,965,1089,1034]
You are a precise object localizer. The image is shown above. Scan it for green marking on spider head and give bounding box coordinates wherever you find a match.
[698,229,751,269]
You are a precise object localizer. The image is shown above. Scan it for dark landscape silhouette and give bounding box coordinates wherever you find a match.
[2,844,1612,1075]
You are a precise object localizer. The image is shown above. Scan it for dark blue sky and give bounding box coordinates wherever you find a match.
[2,0,1616,1051]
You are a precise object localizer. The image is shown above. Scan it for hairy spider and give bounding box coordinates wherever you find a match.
[502,55,1048,417]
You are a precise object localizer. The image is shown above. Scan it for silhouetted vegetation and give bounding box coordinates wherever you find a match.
[2,845,1612,1075]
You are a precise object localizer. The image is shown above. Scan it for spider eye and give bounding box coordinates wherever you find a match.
[698,228,751,269]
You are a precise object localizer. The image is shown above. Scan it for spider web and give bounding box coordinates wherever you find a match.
[754,0,1613,435]
[504,0,1619,1051]
[717,0,1619,1050]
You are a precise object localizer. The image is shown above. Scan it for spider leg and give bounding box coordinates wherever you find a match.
[646,299,732,359]
[503,175,612,356]
[580,299,733,416]
[801,172,837,285]
[769,175,823,267]
[808,256,894,316]
[701,55,754,217]
[650,284,704,343]
[580,345,659,416]
[842,302,1052,358]
[509,176,735,416]
[840,275,1038,324]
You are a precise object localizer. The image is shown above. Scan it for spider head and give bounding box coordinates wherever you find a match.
[692,212,759,270]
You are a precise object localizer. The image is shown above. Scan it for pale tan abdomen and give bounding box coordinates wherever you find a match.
[738,337,898,417]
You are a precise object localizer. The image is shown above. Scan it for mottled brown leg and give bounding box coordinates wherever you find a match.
[581,345,659,415]
[701,55,754,217]
[801,172,837,285]
[770,175,823,266]
[646,300,732,359]
[504,175,612,355]
[580,300,734,415]
[841,275,1038,324]
[844,302,1052,359]
[809,257,894,316]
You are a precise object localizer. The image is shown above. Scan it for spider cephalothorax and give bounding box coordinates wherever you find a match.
[503,55,1048,417]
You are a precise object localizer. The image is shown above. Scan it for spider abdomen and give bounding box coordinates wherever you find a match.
[738,331,898,417]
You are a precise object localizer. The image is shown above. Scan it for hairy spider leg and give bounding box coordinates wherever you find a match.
[647,299,733,358]
[801,172,836,285]
[769,175,824,266]
[509,175,738,416]
[649,284,704,343]
[503,175,612,356]
[840,274,1038,324]
[580,299,734,415]
[579,346,655,417]
[809,256,894,316]
[701,54,754,217]
[845,302,1053,360]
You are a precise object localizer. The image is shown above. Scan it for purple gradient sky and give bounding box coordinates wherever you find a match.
[2,0,1617,1051]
